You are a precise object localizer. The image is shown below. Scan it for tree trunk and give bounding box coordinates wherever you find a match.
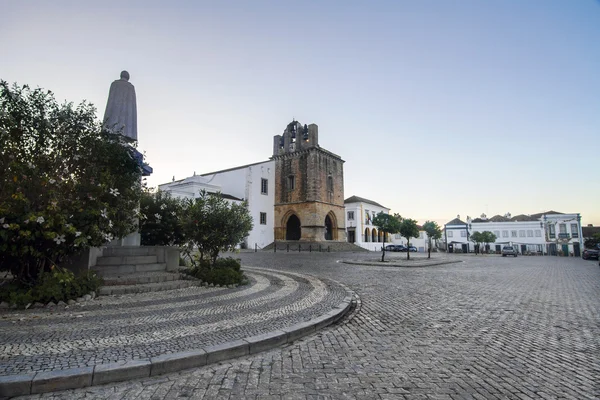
[407,239,410,260]
[381,233,386,262]
[428,238,431,259]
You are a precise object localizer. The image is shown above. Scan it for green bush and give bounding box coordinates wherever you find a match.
[187,257,246,286]
[0,268,103,307]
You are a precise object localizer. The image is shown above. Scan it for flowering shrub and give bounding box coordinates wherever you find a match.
[0,81,143,284]
[181,191,253,266]
[139,189,185,246]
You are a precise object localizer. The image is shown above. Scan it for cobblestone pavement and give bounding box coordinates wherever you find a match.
[13,253,600,399]
[0,268,347,376]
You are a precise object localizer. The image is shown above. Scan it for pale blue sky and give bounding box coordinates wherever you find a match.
[2,0,599,225]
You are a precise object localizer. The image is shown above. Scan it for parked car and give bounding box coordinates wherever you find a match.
[407,246,417,252]
[395,245,407,252]
[582,246,599,260]
[501,246,518,257]
[384,244,398,252]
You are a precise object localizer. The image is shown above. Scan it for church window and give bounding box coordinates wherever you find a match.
[287,175,295,191]
[260,212,267,225]
[261,178,268,195]
[327,176,333,192]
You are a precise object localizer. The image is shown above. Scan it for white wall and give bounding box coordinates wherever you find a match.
[202,161,275,249]
[345,201,391,251]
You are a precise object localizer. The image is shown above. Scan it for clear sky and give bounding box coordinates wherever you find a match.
[2,0,599,226]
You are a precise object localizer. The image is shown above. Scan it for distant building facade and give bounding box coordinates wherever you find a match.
[443,211,583,256]
[344,196,390,251]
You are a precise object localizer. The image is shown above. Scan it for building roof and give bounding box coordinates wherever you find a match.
[344,195,387,209]
[200,160,271,177]
[530,210,564,218]
[510,214,539,222]
[445,218,466,226]
[488,215,510,222]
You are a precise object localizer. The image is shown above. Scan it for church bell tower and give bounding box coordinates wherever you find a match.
[271,121,346,242]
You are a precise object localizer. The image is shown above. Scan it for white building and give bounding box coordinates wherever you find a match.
[344,196,391,251]
[159,161,275,249]
[443,211,583,256]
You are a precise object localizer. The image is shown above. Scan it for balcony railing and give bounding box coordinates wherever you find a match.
[571,233,579,238]
[549,233,556,239]
[558,233,570,239]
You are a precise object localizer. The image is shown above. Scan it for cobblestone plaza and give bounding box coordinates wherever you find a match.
[5,253,600,399]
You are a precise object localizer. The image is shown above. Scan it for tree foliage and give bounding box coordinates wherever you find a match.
[399,217,420,260]
[0,81,143,284]
[182,191,253,266]
[422,220,442,259]
[470,231,497,253]
[373,212,401,262]
[139,189,185,246]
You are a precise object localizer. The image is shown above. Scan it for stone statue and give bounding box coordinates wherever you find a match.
[103,70,137,141]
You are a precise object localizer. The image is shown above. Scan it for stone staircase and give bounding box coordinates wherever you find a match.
[92,247,198,296]
[262,241,368,252]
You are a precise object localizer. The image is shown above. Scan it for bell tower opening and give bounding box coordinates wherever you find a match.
[286,214,301,240]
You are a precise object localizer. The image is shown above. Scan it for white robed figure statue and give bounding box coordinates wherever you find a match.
[103,70,149,246]
[103,70,137,141]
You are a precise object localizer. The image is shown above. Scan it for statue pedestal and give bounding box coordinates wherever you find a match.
[110,232,141,247]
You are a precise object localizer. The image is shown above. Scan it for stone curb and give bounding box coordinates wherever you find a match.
[0,277,355,398]
[342,259,463,268]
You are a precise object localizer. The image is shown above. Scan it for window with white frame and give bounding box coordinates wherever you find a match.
[365,210,370,225]
[461,231,466,237]
[502,231,508,238]
[419,231,424,238]
[448,231,453,238]
[519,230,525,237]
[571,223,579,238]
[259,212,267,225]
[347,211,354,221]
[535,230,542,237]
[395,234,401,239]
[511,230,518,237]
[494,231,500,238]
[260,178,268,195]
[559,224,567,234]
[527,230,533,237]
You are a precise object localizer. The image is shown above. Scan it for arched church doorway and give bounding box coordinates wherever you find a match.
[325,215,333,240]
[286,214,301,240]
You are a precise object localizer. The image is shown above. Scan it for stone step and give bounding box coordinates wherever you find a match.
[96,255,158,266]
[262,241,368,252]
[92,263,167,276]
[100,271,186,286]
[98,279,201,296]
[102,246,157,257]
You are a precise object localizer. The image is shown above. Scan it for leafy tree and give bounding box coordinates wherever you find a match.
[182,191,253,266]
[399,217,420,260]
[373,212,401,262]
[139,189,185,246]
[470,231,484,254]
[584,232,600,249]
[422,220,442,259]
[481,231,497,253]
[0,81,142,284]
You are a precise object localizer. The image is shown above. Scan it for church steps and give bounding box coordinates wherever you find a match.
[262,241,368,252]
[92,263,167,275]
[96,255,158,266]
[100,271,187,286]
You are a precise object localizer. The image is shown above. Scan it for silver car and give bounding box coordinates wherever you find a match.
[501,246,518,257]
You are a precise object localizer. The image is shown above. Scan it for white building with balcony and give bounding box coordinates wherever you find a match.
[344,196,391,251]
[443,211,583,256]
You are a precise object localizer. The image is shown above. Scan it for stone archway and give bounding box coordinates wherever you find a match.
[325,215,333,240]
[365,227,370,242]
[286,214,301,240]
[372,228,378,243]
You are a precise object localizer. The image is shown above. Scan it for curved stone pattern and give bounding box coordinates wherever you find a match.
[0,268,349,381]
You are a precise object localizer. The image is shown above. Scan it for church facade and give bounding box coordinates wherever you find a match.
[271,121,346,242]
[160,120,346,247]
